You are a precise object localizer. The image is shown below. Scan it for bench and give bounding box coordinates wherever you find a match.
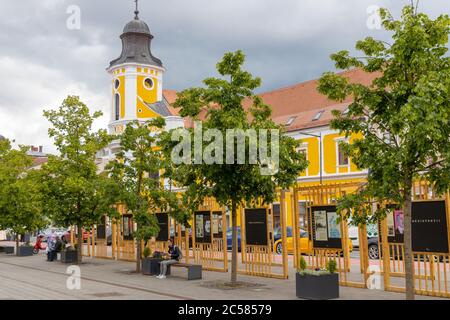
[168,263,202,280]
[0,246,15,254]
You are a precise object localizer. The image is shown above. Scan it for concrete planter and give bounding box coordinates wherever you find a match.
[61,250,79,264]
[296,272,339,300]
[17,246,34,256]
[142,258,167,275]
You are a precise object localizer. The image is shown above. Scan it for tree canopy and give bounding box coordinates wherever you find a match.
[318,4,450,299]
[159,51,308,282]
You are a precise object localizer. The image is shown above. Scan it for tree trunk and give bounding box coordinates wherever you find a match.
[231,200,238,283]
[403,176,415,300]
[136,237,141,273]
[77,224,83,263]
[15,233,19,256]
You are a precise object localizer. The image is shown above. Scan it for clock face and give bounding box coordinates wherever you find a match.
[144,77,154,90]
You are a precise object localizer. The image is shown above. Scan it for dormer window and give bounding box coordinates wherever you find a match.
[312,110,324,121]
[286,116,297,126]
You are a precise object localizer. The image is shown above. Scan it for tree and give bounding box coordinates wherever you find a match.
[41,96,113,262]
[318,4,450,300]
[0,139,46,254]
[159,51,307,283]
[106,118,188,272]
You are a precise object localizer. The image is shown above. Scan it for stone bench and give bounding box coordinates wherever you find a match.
[0,246,15,254]
[168,263,202,280]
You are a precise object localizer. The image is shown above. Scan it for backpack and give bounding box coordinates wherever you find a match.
[174,246,183,261]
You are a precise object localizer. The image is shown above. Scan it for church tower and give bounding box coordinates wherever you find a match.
[107,1,173,136]
[97,1,184,166]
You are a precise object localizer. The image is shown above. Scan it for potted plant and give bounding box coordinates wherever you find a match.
[142,248,166,276]
[61,244,79,264]
[296,257,339,300]
[17,242,34,256]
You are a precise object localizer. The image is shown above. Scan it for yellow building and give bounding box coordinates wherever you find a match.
[99,5,377,232]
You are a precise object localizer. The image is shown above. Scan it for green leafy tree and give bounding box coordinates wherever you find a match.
[159,51,307,283]
[318,4,450,300]
[106,118,188,272]
[41,96,113,261]
[0,139,46,254]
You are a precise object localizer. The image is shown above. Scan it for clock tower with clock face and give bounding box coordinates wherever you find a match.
[107,1,178,136]
[97,1,184,165]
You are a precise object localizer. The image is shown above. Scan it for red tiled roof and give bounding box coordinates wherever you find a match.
[163,69,379,131]
[31,157,48,168]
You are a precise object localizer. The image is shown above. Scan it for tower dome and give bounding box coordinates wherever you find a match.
[109,4,162,69]
[123,19,151,34]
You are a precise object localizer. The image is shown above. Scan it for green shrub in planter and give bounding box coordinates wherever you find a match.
[141,249,167,276]
[143,247,151,259]
[295,257,339,300]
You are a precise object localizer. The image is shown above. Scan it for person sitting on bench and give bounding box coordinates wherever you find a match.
[157,239,182,279]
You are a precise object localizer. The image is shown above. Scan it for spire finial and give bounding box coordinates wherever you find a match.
[134,0,139,19]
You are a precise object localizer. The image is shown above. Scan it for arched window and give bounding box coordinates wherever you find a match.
[114,94,120,121]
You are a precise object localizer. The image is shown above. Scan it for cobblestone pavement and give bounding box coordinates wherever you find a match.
[0,250,447,300]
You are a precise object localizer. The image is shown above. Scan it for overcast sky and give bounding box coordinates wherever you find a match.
[0,0,448,153]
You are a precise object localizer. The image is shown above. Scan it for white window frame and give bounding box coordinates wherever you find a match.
[335,138,350,170]
[297,143,309,176]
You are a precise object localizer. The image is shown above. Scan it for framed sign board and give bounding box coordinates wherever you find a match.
[212,211,223,239]
[379,204,404,244]
[122,214,134,240]
[156,212,170,242]
[412,200,449,253]
[310,205,342,249]
[194,211,212,244]
[97,216,106,240]
[245,208,268,246]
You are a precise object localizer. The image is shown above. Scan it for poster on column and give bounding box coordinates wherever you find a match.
[212,211,223,239]
[327,212,341,239]
[156,213,169,242]
[310,205,342,249]
[314,211,328,241]
[195,211,212,244]
[245,208,268,246]
[380,204,404,243]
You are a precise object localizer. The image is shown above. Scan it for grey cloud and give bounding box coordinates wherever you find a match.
[0,0,448,152]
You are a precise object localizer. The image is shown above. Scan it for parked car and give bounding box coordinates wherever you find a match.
[368,237,379,259]
[226,227,241,251]
[273,228,354,255]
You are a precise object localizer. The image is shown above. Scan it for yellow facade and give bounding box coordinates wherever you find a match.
[137,70,159,119]
[228,130,366,229]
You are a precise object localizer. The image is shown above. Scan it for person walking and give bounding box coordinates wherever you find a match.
[46,230,57,262]
[157,239,182,279]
